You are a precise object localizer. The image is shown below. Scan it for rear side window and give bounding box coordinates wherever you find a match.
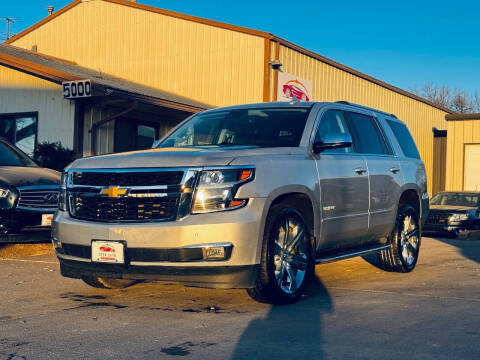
[386,120,420,159]
[345,112,389,155]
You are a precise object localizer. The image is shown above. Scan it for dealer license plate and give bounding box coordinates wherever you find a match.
[91,240,125,264]
[41,214,53,227]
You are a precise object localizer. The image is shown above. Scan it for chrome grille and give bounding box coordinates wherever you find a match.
[18,187,60,210]
[67,169,188,222]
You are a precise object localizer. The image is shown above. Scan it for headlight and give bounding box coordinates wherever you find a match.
[58,172,68,211]
[0,186,17,210]
[0,188,10,198]
[191,168,254,214]
[449,213,468,222]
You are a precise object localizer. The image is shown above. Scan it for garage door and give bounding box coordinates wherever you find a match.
[464,144,480,190]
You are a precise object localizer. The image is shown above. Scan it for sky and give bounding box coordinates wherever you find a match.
[1,0,479,96]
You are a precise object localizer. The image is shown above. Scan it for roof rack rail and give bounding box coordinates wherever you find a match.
[335,100,397,118]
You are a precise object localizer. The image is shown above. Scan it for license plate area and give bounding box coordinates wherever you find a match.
[41,214,53,227]
[91,240,125,264]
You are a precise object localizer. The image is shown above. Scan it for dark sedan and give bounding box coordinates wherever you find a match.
[423,191,480,237]
[0,139,60,243]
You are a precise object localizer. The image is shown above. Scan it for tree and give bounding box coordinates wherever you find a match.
[411,83,480,114]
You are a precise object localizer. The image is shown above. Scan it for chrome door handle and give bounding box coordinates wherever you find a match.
[390,167,400,174]
[354,168,367,175]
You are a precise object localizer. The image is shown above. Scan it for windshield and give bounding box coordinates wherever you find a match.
[158,107,311,148]
[0,140,37,167]
[430,193,479,207]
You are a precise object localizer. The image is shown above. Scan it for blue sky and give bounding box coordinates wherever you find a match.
[2,0,479,95]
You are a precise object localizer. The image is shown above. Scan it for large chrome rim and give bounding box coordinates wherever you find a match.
[400,214,419,266]
[273,216,309,294]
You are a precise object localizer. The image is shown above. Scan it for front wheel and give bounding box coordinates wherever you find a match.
[82,276,138,289]
[247,205,314,304]
[375,204,421,272]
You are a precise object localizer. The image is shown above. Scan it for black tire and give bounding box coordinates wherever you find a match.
[247,205,314,304]
[82,276,138,289]
[374,204,421,273]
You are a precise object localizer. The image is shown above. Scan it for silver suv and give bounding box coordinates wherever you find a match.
[53,101,429,303]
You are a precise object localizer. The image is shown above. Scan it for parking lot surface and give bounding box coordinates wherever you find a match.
[1,236,479,360]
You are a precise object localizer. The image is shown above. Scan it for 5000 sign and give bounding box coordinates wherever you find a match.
[62,80,92,99]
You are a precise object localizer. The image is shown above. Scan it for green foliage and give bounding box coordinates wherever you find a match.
[34,141,77,171]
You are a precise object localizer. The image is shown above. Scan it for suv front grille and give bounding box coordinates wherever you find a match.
[67,170,185,222]
[18,187,60,210]
[71,171,183,186]
[70,195,178,222]
[426,212,452,224]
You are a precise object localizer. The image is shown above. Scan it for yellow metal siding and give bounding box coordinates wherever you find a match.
[0,65,75,148]
[279,45,448,195]
[445,118,480,191]
[10,0,265,107]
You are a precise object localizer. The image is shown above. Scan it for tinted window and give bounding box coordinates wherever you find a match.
[315,110,353,153]
[0,141,37,167]
[430,193,479,207]
[160,108,310,148]
[346,112,388,155]
[387,120,420,159]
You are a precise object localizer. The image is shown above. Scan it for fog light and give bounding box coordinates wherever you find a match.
[202,247,226,260]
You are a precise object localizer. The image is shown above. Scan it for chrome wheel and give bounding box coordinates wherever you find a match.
[400,214,419,266]
[272,216,309,294]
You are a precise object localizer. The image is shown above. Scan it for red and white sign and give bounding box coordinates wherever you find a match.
[41,214,53,227]
[277,72,313,102]
[92,240,125,264]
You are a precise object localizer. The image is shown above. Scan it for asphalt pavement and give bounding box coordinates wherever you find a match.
[1,236,479,360]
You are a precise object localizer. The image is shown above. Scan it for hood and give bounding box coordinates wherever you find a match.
[0,166,60,187]
[68,146,299,169]
[429,204,477,212]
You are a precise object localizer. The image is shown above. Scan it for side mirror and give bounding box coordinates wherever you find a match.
[312,133,352,153]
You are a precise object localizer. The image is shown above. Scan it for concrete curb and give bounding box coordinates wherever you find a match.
[0,244,54,259]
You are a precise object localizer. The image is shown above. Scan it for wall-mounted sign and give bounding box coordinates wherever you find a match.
[277,72,313,102]
[62,79,92,99]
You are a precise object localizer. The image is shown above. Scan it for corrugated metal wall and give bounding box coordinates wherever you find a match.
[445,118,480,191]
[432,135,447,195]
[0,65,75,148]
[278,45,449,194]
[10,0,265,107]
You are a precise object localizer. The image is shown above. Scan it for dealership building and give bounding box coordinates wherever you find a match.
[0,0,478,193]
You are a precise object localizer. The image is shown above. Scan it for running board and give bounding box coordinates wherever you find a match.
[315,244,390,264]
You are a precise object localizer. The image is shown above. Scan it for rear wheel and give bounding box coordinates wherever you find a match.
[82,276,138,289]
[247,205,314,304]
[375,204,421,272]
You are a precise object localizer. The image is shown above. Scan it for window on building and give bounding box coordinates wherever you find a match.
[345,112,389,155]
[137,125,156,150]
[386,120,420,159]
[0,113,38,156]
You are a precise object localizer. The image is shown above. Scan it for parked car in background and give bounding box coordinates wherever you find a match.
[0,138,60,243]
[423,191,480,237]
[53,101,427,304]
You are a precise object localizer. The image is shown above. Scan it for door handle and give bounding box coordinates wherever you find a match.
[390,167,400,174]
[354,168,367,175]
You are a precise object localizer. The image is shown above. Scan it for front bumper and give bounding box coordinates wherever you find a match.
[52,198,266,288]
[0,207,55,243]
[59,258,259,289]
[423,221,476,235]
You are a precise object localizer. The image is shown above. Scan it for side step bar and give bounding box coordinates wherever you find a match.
[316,244,391,264]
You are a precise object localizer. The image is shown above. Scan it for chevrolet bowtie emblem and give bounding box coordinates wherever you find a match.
[101,186,128,198]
